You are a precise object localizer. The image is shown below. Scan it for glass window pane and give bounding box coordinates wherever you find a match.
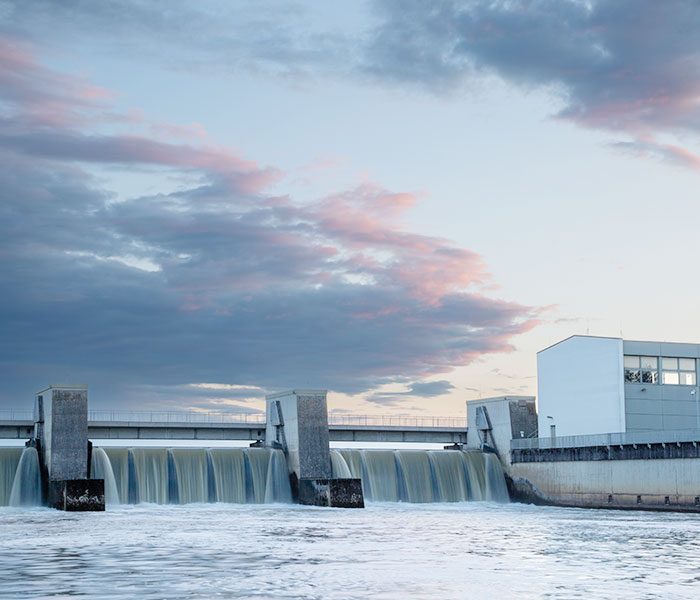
[624,356,640,368]
[663,371,679,385]
[680,372,696,386]
[662,357,678,370]
[641,356,657,369]
[625,369,640,383]
[679,358,695,371]
[641,370,658,384]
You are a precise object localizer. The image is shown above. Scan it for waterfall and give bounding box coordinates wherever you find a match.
[90,447,120,506]
[105,448,130,504]
[331,449,509,503]
[208,448,246,503]
[101,446,292,505]
[9,447,41,507]
[265,449,293,504]
[127,448,169,504]
[0,448,22,506]
[330,451,352,478]
[0,445,506,507]
[170,449,209,504]
[483,452,510,502]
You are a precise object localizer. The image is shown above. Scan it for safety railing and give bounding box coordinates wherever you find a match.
[0,409,34,421]
[511,429,700,450]
[88,410,267,424]
[1,408,465,429]
[328,414,464,428]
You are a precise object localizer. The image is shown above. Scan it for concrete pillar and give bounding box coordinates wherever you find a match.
[266,389,364,508]
[34,385,104,511]
[266,389,332,479]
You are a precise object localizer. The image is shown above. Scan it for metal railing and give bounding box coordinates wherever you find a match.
[511,429,700,450]
[88,410,267,425]
[0,409,33,421]
[328,414,464,428]
[1,408,465,429]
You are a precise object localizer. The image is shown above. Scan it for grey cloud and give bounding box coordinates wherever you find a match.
[364,0,700,145]
[366,380,456,405]
[5,0,700,145]
[0,34,539,410]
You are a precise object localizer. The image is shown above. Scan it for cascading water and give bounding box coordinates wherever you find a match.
[100,447,292,505]
[332,449,509,503]
[0,445,507,507]
[0,447,22,505]
[9,447,42,507]
[90,447,120,506]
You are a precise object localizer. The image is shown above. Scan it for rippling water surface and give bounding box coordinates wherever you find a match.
[1,502,699,599]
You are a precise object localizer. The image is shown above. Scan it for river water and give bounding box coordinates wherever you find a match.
[1,502,699,599]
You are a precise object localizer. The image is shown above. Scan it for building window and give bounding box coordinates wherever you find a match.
[662,357,696,386]
[624,356,655,383]
[624,355,658,383]
[624,355,640,382]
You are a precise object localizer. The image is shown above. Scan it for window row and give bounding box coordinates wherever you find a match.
[624,355,696,386]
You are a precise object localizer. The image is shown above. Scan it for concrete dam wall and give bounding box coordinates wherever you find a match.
[0,446,509,507]
[510,457,700,510]
[467,396,700,512]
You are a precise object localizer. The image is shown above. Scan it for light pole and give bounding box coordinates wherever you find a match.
[546,415,555,447]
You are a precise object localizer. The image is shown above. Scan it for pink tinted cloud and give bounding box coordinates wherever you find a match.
[308,184,486,303]
[0,38,281,194]
[0,38,112,127]
[0,38,538,380]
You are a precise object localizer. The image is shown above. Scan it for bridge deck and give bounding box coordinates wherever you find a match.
[0,420,466,444]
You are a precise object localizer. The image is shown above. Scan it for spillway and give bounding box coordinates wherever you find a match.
[101,447,293,505]
[7,447,41,507]
[0,447,22,506]
[331,449,509,503]
[0,446,508,506]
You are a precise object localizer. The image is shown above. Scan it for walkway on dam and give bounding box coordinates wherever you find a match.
[0,409,467,444]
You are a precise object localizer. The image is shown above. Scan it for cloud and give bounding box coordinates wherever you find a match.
[4,2,700,169]
[363,0,700,167]
[367,380,456,406]
[0,39,539,408]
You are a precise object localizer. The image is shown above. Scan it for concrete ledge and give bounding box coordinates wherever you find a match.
[49,479,105,511]
[512,442,700,463]
[298,478,364,508]
[509,475,700,513]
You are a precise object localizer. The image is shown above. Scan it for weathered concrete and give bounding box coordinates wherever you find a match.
[298,478,365,508]
[512,441,700,463]
[467,396,700,512]
[33,385,105,511]
[510,458,700,511]
[266,390,332,480]
[37,385,89,480]
[466,396,537,456]
[49,479,105,511]
[266,389,364,508]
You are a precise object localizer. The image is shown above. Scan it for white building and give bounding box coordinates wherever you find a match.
[537,335,700,438]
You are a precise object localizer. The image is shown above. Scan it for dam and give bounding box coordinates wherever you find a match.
[7,335,700,513]
[0,385,508,509]
[0,446,508,507]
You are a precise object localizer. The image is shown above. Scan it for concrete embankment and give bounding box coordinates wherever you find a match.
[506,457,700,512]
[466,396,700,512]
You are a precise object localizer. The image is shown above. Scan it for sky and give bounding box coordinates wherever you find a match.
[1,0,700,416]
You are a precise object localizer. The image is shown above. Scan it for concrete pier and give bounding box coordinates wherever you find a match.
[266,390,364,508]
[34,385,104,511]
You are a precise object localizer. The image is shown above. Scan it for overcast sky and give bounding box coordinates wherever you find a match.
[1,1,699,415]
